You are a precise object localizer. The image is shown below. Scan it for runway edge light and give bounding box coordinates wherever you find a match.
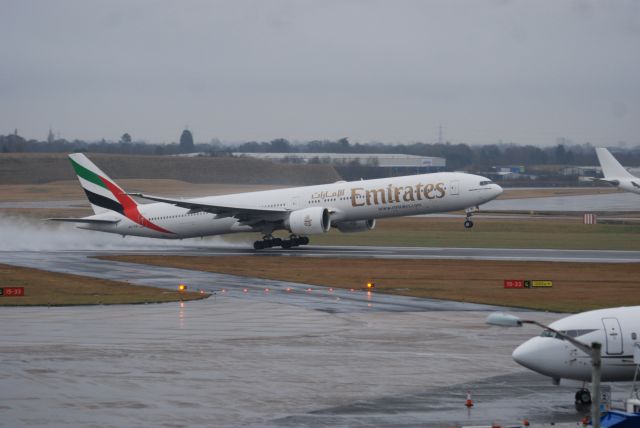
[366,282,375,290]
[178,284,187,292]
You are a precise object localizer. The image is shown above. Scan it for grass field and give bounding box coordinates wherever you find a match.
[0,263,209,306]
[289,217,640,250]
[100,255,640,313]
[0,180,283,202]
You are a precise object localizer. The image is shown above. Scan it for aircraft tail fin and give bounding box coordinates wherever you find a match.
[596,148,633,179]
[69,153,138,215]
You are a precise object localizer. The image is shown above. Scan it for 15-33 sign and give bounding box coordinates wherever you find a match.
[0,287,25,297]
[504,280,553,289]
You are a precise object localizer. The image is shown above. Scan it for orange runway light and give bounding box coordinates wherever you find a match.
[178,284,187,292]
[366,282,375,290]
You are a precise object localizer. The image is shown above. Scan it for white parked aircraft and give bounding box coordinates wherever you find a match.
[50,153,503,249]
[594,147,640,195]
[508,306,640,405]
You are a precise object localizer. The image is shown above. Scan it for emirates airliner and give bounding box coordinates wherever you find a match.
[50,153,503,249]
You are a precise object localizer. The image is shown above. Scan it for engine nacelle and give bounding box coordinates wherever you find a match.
[335,219,376,233]
[285,207,331,235]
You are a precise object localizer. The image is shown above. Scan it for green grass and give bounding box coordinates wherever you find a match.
[270,218,640,250]
[0,263,210,306]
[197,216,640,250]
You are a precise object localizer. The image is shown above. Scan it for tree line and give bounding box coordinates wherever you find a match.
[2,132,640,171]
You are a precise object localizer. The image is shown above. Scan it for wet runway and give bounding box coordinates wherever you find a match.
[3,299,626,428]
[1,247,636,427]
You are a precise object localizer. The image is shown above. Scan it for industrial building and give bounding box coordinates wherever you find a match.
[232,152,446,174]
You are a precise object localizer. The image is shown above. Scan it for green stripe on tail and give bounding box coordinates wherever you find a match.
[70,158,107,189]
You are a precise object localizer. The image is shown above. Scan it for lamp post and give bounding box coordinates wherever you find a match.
[486,312,602,428]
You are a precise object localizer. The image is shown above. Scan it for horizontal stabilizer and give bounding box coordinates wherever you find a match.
[584,177,620,186]
[47,218,120,224]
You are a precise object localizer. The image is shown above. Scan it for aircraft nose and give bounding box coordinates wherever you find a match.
[494,183,503,197]
[512,340,536,368]
[512,337,563,377]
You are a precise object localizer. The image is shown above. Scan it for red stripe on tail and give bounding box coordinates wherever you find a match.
[100,177,175,234]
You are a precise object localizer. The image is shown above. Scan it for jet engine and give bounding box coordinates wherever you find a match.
[335,219,376,233]
[285,207,331,235]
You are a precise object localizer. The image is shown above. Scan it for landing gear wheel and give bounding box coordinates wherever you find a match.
[281,240,292,249]
[300,237,310,245]
[575,388,592,405]
[464,220,474,229]
[253,241,265,250]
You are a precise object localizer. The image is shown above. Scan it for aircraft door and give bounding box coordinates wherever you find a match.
[602,317,623,355]
[449,180,460,196]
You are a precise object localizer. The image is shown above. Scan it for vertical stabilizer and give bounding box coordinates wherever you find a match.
[69,153,138,215]
[596,148,634,179]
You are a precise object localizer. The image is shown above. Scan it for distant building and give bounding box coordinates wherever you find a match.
[559,166,602,177]
[232,152,446,173]
[486,165,535,181]
[179,129,195,153]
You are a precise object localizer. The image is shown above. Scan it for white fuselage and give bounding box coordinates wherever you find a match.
[513,306,640,382]
[80,172,502,239]
[614,178,640,195]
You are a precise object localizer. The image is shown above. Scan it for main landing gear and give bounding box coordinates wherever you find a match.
[253,235,310,250]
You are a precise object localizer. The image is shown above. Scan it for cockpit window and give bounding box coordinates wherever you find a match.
[563,329,597,338]
[479,180,494,186]
[540,329,597,340]
[540,329,560,339]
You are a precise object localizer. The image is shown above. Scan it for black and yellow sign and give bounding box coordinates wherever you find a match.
[523,280,553,288]
[506,280,553,289]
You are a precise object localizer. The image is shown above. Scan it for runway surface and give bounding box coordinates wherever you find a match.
[5,243,640,265]
[3,300,626,428]
[1,246,637,426]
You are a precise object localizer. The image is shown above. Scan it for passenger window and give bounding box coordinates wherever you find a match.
[633,333,637,340]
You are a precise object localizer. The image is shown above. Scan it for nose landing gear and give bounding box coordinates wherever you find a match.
[575,387,592,406]
[464,206,479,228]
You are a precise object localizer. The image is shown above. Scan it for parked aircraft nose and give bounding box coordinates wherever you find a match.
[512,337,564,378]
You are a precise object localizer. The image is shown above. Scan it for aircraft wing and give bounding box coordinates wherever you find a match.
[47,218,121,224]
[584,177,620,186]
[128,193,289,225]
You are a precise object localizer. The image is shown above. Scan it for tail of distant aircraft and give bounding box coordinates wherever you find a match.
[596,147,633,180]
[69,153,139,215]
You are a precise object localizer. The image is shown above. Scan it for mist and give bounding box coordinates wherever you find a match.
[0,215,246,252]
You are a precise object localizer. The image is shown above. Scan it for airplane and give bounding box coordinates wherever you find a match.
[594,147,640,195]
[49,153,503,249]
[500,306,640,405]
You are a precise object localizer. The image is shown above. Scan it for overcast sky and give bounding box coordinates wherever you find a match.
[1,0,639,146]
